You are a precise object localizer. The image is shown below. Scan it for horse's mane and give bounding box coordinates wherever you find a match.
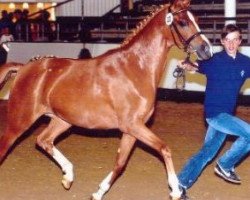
[120,4,169,47]
[29,55,56,62]
[27,4,169,61]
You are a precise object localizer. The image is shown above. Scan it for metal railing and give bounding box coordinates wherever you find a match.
[12,16,250,45]
[198,16,250,45]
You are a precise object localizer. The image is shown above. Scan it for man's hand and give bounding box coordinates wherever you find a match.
[177,60,198,72]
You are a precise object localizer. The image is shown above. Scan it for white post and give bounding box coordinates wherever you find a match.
[224,0,236,25]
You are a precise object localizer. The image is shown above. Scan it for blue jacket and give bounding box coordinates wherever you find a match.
[197,50,250,118]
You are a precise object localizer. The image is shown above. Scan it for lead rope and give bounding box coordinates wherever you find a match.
[173,52,198,91]
[173,64,186,91]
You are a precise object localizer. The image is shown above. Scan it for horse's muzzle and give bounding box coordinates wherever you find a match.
[196,41,213,60]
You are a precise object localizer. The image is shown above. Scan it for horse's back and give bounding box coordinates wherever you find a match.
[10,57,119,128]
[9,54,154,129]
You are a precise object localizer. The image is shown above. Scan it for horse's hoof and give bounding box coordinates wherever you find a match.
[170,197,179,200]
[91,193,102,200]
[170,193,181,200]
[171,198,181,200]
[61,178,73,190]
[170,194,190,200]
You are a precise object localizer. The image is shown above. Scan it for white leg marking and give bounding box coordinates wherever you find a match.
[169,174,181,199]
[52,147,74,188]
[92,172,113,200]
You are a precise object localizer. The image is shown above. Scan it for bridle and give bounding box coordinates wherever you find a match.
[167,7,201,90]
[167,7,203,53]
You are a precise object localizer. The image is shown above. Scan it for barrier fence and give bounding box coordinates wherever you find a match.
[12,16,250,45]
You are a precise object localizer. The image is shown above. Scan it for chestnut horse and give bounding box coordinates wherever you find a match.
[0,0,212,199]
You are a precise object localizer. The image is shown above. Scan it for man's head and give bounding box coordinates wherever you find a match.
[220,24,242,58]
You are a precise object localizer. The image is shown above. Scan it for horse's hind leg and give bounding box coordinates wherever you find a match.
[0,110,41,162]
[92,133,136,200]
[36,116,72,189]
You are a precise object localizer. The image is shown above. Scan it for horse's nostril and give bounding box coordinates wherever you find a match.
[202,42,213,57]
[196,42,213,60]
[204,44,210,52]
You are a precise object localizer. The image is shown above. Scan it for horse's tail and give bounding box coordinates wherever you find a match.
[0,133,16,164]
[0,62,24,90]
[0,62,24,163]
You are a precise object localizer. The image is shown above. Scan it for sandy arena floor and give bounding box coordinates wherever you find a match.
[0,100,249,200]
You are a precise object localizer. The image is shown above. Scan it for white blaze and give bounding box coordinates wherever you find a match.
[187,11,213,55]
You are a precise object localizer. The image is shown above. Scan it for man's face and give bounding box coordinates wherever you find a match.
[221,31,242,57]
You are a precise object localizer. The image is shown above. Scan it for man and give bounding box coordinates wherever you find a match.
[0,26,14,65]
[177,24,250,199]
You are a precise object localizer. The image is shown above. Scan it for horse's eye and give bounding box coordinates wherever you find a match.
[178,20,188,27]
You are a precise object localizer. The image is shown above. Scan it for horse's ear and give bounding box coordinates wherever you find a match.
[182,0,190,8]
[171,0,190,10]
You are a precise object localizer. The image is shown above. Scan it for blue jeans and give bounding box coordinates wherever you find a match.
[178,113,250,189]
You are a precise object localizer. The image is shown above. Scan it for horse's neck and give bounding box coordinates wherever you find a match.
[124,24,173,88]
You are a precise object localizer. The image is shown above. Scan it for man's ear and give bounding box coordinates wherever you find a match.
[239,37,243,42]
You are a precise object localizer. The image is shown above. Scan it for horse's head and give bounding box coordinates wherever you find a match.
[167,0,213,60]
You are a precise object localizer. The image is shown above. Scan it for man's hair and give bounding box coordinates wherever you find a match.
[221,24,242,39]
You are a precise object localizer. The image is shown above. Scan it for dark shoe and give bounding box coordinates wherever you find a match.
[169,185,190,200]
[214,163,241,184]
[179,186,190,200]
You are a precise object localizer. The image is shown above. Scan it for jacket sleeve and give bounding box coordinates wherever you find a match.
[196,58,213,75]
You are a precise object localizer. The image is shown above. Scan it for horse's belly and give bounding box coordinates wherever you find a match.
[51,103,118,130]
[79,114,118,129]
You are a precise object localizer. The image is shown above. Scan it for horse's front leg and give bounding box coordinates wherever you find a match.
[125,121,181,200]
[92,133,136,200]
